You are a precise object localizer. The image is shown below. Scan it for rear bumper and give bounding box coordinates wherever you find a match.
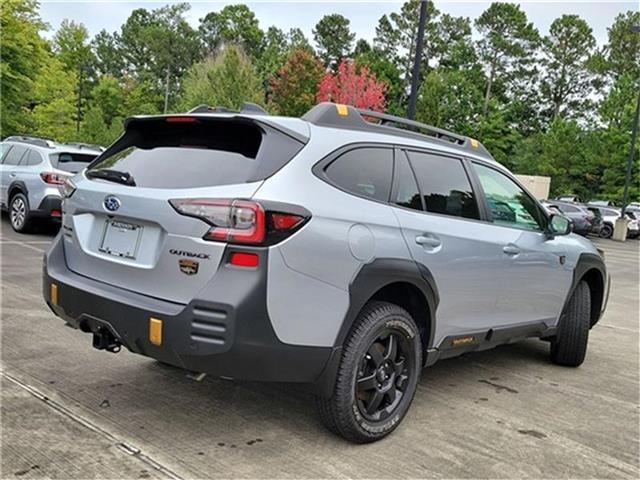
[43,235,338,392]
[33,195,62,218]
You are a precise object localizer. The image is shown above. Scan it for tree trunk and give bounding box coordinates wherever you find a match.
[164,65,171,114]
[482,52,497,118]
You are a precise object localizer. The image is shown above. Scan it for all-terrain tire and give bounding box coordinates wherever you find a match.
[315,301,422,443]
[550,280,591,367]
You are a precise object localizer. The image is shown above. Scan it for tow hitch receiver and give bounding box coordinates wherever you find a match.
[92,327,121,353]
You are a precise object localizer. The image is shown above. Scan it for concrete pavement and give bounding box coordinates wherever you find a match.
[1,218,638,479]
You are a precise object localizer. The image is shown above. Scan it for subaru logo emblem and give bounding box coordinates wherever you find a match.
[103,195,121,212]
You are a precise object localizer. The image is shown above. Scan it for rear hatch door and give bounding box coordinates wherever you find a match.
[62,115,306,304]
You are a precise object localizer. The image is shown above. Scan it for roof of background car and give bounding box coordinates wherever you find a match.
[2,140,102,156]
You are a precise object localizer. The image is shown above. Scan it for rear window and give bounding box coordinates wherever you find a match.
[87,117,304,189]
[52,152,98,172]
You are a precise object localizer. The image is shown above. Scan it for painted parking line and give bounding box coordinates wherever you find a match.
[0,240,46,253]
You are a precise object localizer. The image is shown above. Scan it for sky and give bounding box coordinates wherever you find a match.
[38,1,637,46]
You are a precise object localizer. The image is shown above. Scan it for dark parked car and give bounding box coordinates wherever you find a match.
[545,201,598,236]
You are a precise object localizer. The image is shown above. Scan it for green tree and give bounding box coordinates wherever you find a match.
[123,79,162,116]
[355,48,403,114]
[0,0,48,136]
[179,45,262,111]
[313,14,355,67]
[390,1,439,80]
[199,4,264,58]
[287,28,312,52]
[475,2,540,117]
[415,70,484,135]
[269,48,324,117]
[119,3,201,112]
[92,30,124,77]
[80,105,122,146]
[29,56,78,141]
[431,14,477,70]
[53,19,94,72]
[540,15,596,121]
[373,15,400,60]
[90,76,124,124]
[258,26,288,85]
[604,11,640,81]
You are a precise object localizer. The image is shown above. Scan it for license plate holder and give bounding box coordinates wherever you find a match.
[99,219,143,259]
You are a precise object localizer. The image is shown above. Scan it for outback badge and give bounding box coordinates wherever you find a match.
[179,259,199,275]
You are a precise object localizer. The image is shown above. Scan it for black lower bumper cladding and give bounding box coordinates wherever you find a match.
[43,235,338,391]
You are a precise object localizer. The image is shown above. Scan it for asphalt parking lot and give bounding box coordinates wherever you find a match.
[1,217,638,479]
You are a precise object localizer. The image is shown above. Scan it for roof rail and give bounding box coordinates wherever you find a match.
[302,102,491,157]
[187,102,269,115]
[4,135,56,148]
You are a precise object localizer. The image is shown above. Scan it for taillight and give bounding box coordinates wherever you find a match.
[169,198,309,245]
[40,172,70,185]
[60,177,76,198]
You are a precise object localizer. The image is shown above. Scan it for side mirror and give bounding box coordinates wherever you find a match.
[548,214,572,236]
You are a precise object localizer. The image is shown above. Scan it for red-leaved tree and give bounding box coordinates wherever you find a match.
[316,59,387,111]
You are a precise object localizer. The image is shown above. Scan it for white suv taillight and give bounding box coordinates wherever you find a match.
[60,178,77,198]
[40,172,71,185]
[169,198,308,245]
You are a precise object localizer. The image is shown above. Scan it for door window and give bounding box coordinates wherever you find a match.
[2,145,27,166]
[406,151,479,219]
[393,153,423,211]
[474,163,546,231]
[325,147,393,202]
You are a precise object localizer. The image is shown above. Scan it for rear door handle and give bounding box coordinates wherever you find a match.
[503,244,520,256]
[416,234,441,248]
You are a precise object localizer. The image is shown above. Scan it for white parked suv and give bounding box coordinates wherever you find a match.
[0,136,101,232]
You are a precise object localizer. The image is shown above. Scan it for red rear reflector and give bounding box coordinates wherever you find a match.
[229,252,259,267]
[165,117,198,123]
[50,209,62,217]
[270,213,303,231]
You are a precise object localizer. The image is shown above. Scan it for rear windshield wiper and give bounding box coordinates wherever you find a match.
[86,169,136,187]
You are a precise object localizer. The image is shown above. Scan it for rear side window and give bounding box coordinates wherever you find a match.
[26,149,43,166]
[87,117,304,189]
[2,145,27,165]
[406,151,479,220]
[324,148,393,202]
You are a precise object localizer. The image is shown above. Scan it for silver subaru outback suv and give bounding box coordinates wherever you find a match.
[1,136,101,232]
[43,103,609,443]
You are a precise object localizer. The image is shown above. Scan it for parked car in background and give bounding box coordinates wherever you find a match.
[43,102,609,443]
[0,136,101,232]
[555,194,582,203]
[545,200,599,236]
[588,205,639,239]
[589,200,616,207]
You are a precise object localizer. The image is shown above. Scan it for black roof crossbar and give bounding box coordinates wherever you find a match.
[302,102,492,158]
[188,102,269,115]
[3,135,55,148]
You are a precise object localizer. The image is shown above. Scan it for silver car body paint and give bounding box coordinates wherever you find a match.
[55,113,599,348]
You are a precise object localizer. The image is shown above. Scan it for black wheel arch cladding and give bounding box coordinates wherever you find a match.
[8,181,28,201]
[566,252,607,327]
[336,258,438,350]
